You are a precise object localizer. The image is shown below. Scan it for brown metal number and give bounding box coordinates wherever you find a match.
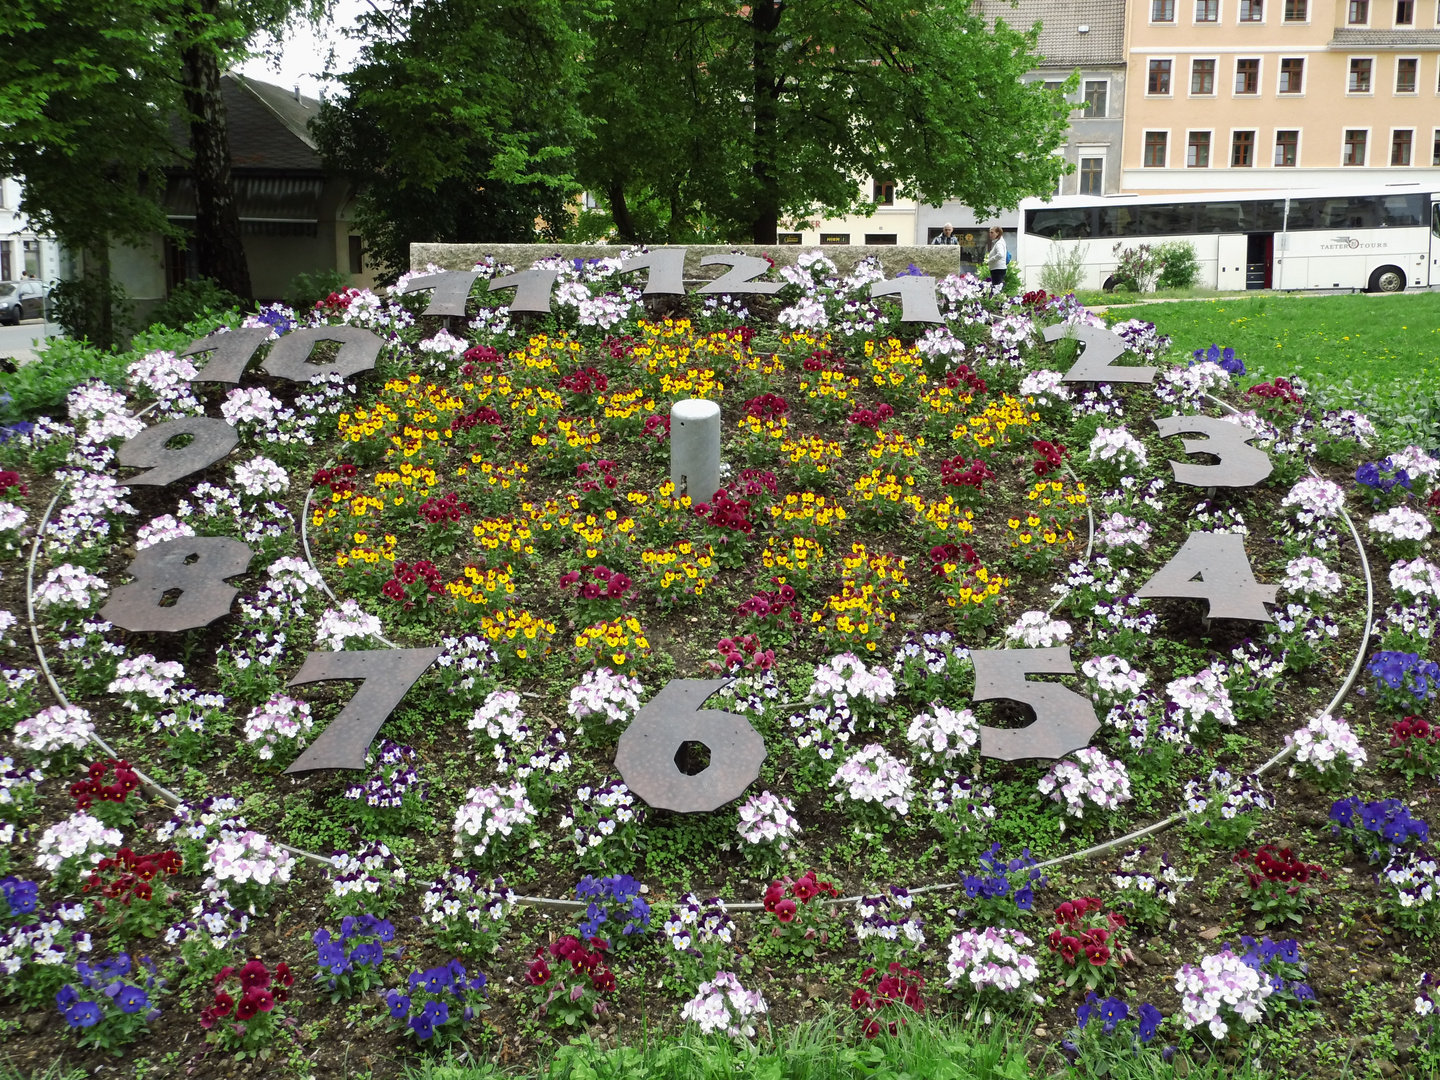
[99,537,253,633]
[1044,323,1158,384]
[1153,414,1273,488]
[283,648,442,774]
[1137,530,1277,621]
[972,647,1100,761]
[116,417,238,487]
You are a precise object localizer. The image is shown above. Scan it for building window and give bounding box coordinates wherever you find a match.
[1350,58,1373,92]
[1344,129,1368,165]
[1144,131,1169,167]
[1239,0,1263,19]
[0,181,7,211]
[1274,130,1299,166]
[1435,129,1440,166]
[1235,58,1260,93]
[1284,0,1307,17]
[1192,59,1217,93]
[1396,0,1414,21]
[1279,58,1304,93]
[1079,156,1104,193]
[1396,58,1418,93]
[1348,0,1368,21]
[1153,0,1176,19]
[1392,129,1414,165]
[1187,132,1213,167]
[1148,59,1173,94]
[864,234,897,245]
[21,241,39,279]
[1083,81,1108,117]
[1232,130,1256,166]
[0,242,10,281]
[872,180,896,205]
[1196,0,1219,18]
[348,235,364,275]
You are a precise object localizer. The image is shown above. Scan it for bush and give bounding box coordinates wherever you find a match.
[1156,241,1200,289]
[49,275,137,351]
[1039,241,1088,294]
[147,277,243,331]
[283,269,351,314]
[1108,243,1162,293]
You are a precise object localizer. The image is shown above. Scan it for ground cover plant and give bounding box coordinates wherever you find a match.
[0,254,1434,1078]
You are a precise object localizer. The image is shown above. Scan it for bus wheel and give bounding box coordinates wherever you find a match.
[1102,274,1118,293]
[1368,266,1406,293]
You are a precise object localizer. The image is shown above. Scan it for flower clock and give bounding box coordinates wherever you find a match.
[0,247,1420,1070]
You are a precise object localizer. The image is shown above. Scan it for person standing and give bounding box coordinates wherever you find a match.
[985,226,1008,290]
[931,222,959,245]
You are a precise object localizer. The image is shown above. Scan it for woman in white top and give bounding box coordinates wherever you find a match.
[985,226,1008,290]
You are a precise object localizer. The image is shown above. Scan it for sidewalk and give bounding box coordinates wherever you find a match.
[0,320,60,366]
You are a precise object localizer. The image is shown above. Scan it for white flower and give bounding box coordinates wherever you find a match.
[1391,445,1440,482]
[221,386,283,427]
[736,791,800,851]
[453,782,537,860]
[1088,426,1148,468]
[682,972,768,1038]
[1174,947,1273,1038]
[1095,512,1152,551]
[808,654,896,709]
[1166,667,1236,732]
[1281,477,1345,521]
[1038,748,1132,819]
[1287,713,1367,777]
[315,600,383,650]
[33,564,109,610]
[35,811,122,874]
[905,703,979,764]
[566,668,644,728]
[205,826,295,890]
[1003,610,1071,649]
[14,705,94,756]
[1019,369,1072,407]
[416,327,469,356]
[944,928,1040,993]
[1370,505,1432,544]
[1282,555,1343,601]
[242,694,314,760]
[829,744,914,815]
[135,514,197,550]
[1390,558,1440,601]
[232,457,290,497]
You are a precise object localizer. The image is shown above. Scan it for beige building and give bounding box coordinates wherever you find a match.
[1121,0,1440,191]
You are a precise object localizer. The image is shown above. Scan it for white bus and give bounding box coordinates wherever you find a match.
[1017,185,1440,294]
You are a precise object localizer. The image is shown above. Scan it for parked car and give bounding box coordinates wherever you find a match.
[0,280,48,324]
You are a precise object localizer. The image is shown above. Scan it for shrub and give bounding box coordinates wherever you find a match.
[147,277,242,330]
[1039,241,1088,294]
[1109,243,1162,293]
[283,269,351,314]
[1155,241,1200,289]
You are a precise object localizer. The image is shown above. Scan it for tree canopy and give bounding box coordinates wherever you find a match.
[314,0,598,278]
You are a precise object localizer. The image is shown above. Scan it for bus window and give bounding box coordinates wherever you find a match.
[1194,203,1243,234]
[1433,202,1440,237]
[1379,194,1426,227]
[1025,208,1093,239]
[1288,196,1376,230]
[1241,200,1287,231]
[1096,206,1136,238]
[1137,203,1196,236]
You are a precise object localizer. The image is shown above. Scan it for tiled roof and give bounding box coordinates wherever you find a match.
[1327,28,1440,47]
[168,73,323,172]
[980,0,1126,67]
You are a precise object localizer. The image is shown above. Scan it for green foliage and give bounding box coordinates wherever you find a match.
[1155,241,1200,290]
[1039,241,1088,295]
[405,1013,1033,1079]
[578,0,1075,243]
[0,335,128,422]
[283,269,352,314]
[147,277,243,331]
[1109,244,1162,294]
[314,0,592,279]
[48,273,137,350]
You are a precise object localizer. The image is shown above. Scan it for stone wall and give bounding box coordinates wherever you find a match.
[409,243,978,280]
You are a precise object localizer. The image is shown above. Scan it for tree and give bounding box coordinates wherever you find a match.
[314,0,596,280]
[0,0,179,347]
[579,0,1075,244]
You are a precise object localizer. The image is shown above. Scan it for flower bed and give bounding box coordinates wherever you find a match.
[0,253,1427,1076]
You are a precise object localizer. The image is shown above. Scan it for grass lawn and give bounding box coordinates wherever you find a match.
[1106,291,1440,442]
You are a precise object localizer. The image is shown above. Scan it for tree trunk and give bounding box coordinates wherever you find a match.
[749,1,783,244]
[82,243,114,351]
[180,0,253,302]
[608,180,638,242]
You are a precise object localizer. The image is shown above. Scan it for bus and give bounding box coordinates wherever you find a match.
[1016,184,1440,294]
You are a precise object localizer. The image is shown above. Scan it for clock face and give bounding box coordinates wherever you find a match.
[13,255,1387,1045]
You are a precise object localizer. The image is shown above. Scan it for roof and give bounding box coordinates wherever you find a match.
[980,0,1126,68]
[1327,28,1440,48]
[169,73,323,172]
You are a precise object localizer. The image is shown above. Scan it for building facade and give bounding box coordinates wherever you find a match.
[781,0,1127,265]
[1122,0,1440,191]
[0,178,61,284]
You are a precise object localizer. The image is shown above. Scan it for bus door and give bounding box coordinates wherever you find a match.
[1246,234,1274,289]
[1217,235,1248,290]
[1431,199,1440,287]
